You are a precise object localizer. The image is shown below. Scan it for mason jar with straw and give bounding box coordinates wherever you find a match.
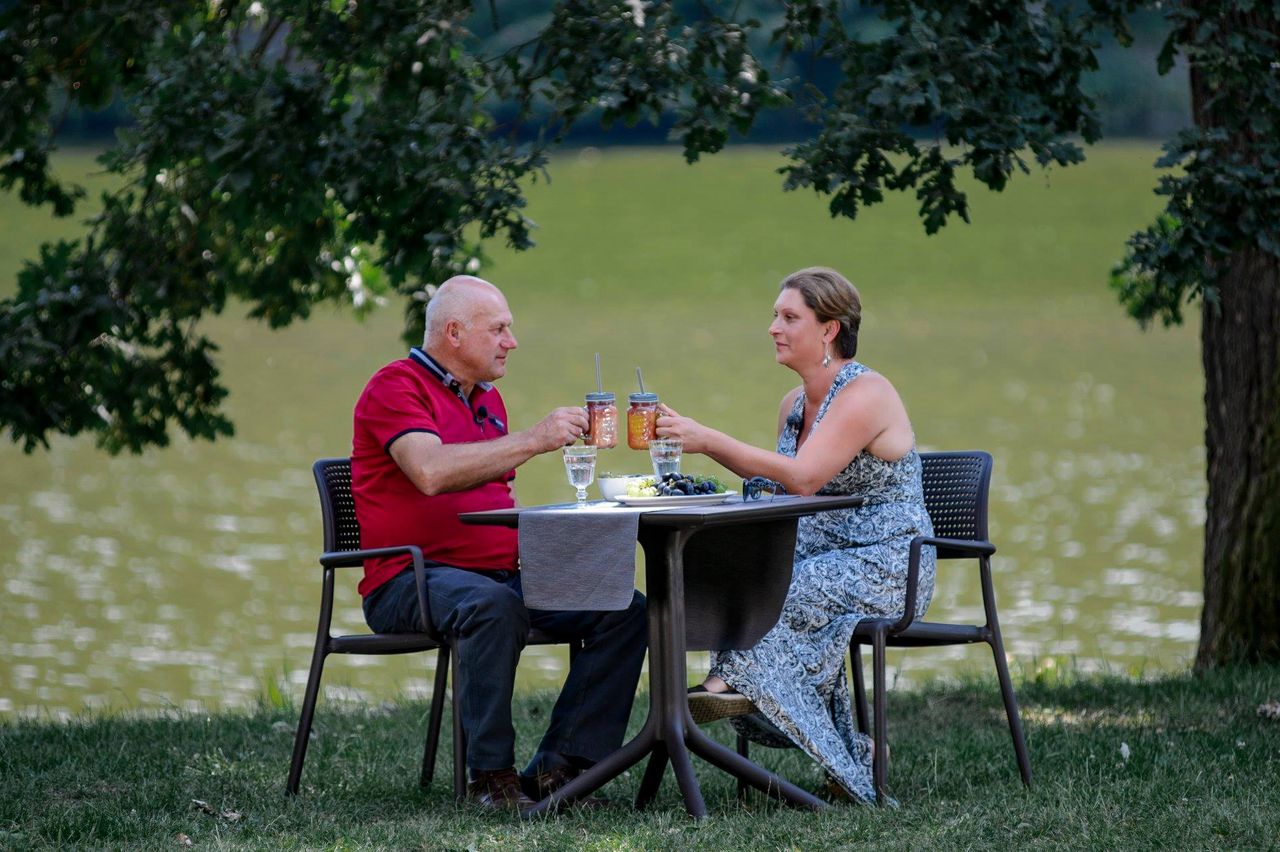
[627,367,659,450]
[584,352,617,448]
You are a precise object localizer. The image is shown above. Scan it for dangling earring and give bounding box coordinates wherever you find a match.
[822,343,832,369]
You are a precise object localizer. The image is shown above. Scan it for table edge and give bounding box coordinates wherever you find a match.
[459,494,865,528]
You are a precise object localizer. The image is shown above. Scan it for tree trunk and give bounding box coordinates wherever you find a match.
[1190,8,1280,666]
[1196,248,1280,667]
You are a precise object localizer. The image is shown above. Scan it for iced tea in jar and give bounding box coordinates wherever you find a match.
[584,392,618,449]
[626,392,659,450]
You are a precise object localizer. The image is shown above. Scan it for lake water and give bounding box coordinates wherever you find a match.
[0,144,1203,718]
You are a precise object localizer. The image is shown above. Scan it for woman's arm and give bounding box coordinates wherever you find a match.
[656,374,900,495]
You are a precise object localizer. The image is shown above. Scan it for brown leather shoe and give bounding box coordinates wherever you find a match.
[521,764,606,809]
[468,768,536,812]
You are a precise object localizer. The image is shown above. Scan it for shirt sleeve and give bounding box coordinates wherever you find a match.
[357,369,439,454]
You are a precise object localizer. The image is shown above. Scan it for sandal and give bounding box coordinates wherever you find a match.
[687,685,756,724]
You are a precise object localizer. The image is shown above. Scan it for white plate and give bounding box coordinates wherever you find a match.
[614,491,737,507]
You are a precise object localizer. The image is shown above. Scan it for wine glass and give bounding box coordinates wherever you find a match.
[563,445,597,508]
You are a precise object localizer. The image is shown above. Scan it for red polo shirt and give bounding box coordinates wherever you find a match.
[351,348,518,598]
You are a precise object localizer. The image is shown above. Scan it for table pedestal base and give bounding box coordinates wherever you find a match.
[523,705,825,819]
[524,527,825,819]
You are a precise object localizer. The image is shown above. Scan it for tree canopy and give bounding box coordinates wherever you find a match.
[3,0,1132,453]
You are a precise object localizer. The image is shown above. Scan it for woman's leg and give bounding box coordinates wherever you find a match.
[710,552,902,803]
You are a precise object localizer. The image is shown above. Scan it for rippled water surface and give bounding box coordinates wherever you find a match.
[0,145,1203,717]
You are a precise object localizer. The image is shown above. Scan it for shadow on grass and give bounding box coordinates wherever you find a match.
[2,666,1278,848]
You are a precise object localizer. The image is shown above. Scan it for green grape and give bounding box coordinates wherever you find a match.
[625,477,658,497]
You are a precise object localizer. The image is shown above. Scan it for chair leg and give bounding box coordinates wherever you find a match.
[736,732,750,801]
[849,641,870,735]
[981,556,1032,788]
[420,646,450,789]
[871,627,889,805]
[286,643,329,795]
[989,630,1033,787]
[451,644,467,801]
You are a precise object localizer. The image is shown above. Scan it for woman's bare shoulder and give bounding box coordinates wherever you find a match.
[846,364,899,394]
[830,367,903,415]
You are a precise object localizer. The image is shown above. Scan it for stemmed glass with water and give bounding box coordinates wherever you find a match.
[562,445,597,508]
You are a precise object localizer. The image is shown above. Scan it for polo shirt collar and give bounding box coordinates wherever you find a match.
[409,348,493,395]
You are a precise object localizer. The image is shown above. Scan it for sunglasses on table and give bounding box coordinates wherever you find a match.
[742,477,787,501]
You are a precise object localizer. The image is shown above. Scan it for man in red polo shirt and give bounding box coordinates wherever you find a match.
[352,275,646,812]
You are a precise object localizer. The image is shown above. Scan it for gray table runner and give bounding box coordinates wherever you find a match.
[518,504,644,611]
[516,496,785,610]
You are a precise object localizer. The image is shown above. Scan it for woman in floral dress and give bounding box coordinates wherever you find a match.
[655,267,935,803]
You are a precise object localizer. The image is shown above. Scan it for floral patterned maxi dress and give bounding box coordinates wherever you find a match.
[710,361,936,803]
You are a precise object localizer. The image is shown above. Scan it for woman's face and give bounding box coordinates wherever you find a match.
[769,287,826,370]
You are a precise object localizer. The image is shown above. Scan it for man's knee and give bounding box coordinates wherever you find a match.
[626,590,647,621]
[454,582,530,638]
[614,590,647,636]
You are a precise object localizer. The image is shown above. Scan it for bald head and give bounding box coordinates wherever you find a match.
[423,275,518,388]
[425,276,505,346]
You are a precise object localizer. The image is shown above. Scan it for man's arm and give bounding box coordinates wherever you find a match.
[390,406,589,496]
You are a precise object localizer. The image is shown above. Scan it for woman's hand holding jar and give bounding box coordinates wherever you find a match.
[654,403,716,454]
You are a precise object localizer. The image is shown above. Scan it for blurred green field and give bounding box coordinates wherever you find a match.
[0,143,1204,716]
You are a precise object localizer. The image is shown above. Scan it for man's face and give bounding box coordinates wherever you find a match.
[453,292,518,384]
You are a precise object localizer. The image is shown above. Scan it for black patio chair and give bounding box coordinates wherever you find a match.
[735,451,1032,804]
[286,457,576,800]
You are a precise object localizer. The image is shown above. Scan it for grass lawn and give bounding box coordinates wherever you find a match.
[4,667,1279,849]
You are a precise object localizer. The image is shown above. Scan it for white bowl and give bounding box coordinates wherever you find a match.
[598,474,651,501]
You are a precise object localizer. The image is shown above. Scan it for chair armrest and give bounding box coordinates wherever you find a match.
[318,545,439,640]
[889,536,996,635]
[923,536,996,558]
[319,545,425,569]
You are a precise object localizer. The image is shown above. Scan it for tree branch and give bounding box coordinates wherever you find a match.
[250,15,285,65]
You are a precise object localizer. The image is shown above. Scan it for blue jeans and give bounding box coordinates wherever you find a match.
[363,564,647,776]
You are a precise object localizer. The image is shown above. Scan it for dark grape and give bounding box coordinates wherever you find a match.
[650,473,727,496]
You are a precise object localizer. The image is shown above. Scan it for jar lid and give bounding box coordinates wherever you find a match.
[585,392,615,403]
[628,392,659,404]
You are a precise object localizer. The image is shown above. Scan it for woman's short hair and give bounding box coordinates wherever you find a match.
[780,267,862,358]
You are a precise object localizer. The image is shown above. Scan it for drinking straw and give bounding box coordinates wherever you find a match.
[595,353,603,394]
[636,367,646,394]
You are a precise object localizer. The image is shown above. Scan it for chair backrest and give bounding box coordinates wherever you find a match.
[314,458,361,554]
[919,451,992,559]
